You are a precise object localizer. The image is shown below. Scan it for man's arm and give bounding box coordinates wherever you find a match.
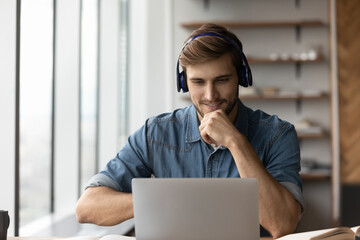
[76,186,134,226]
[228,134,301,238]
[199,110,301,238]
[76,122,152,226]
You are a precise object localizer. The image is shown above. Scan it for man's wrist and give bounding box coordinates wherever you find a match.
[227,131,245,151]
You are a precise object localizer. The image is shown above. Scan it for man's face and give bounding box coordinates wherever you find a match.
[186,53,239,123]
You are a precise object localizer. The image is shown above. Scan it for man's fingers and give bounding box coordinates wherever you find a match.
[201,132,213,145]
[199,112,221,145]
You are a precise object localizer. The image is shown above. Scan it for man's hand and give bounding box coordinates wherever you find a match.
[198,109,239,147]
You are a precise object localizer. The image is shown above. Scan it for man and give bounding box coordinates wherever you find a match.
[76,23,304,238]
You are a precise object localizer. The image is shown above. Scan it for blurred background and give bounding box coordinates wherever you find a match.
[1,0,359,237]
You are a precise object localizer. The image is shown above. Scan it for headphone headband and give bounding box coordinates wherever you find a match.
[176,32,252,92]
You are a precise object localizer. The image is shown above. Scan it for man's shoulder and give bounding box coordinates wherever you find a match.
[246,107,296,142]
[247,107,291,128]
[143,105,196,145]
[146,105,193,127]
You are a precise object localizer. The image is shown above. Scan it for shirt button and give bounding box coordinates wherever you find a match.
[210,156,215,160]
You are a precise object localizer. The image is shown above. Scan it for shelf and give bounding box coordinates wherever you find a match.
[301,172,331,181]
[182,94,327,102]
[247,55,324,64]
[181,20,326,29]
[240,92,327,101]
[297,131,326,139]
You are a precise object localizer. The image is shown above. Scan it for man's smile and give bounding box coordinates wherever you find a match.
[203,101,224,111]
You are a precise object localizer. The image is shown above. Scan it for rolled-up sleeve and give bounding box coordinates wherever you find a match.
[265,123,305,212]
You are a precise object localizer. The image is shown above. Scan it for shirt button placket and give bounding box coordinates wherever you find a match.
[206,155,215,177]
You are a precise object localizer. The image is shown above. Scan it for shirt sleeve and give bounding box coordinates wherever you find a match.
[265,123,305,212]
[86,122,153,193]
[86,172,119,190]
[280,182,306,214]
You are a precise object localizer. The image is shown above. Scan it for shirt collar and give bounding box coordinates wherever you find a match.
[186,105,202,143]
[185,99,249,143]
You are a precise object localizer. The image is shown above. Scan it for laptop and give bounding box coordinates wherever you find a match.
[132,178,259,240]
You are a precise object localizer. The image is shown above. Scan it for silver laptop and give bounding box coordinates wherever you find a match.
[132,178,259,240]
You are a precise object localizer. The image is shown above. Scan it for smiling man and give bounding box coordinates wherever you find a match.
[76,23,305,238]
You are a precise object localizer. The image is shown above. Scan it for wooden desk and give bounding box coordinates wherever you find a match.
[8,237,273,240]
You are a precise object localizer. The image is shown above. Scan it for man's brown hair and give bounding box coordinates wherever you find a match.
[179,23,244,71]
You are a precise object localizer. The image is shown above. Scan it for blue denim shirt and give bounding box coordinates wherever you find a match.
[88,99,304,211]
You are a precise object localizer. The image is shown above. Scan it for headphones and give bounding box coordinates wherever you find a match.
[176,32,253,93]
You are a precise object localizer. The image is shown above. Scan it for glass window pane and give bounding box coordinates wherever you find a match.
[19,0,53,227]
[80,0,98,190]
[118,0,129,146]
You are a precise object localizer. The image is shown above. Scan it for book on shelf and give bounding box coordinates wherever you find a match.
[300,89,324,98]
[277,226,360,240]
[294,118,324,136]
[300,159,331,176]
[277,89,299,98]
[296,126,323,135]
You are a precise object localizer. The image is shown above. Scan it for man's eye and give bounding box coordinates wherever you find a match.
[192,80,204,85]
[217,78,228,83]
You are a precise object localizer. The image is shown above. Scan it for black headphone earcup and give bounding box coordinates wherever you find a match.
[179,71,188,92]
[238,65,248,87]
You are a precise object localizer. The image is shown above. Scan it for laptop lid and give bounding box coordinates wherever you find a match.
[132,178,259,240]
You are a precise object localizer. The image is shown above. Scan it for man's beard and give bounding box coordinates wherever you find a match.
[193,95,238,118]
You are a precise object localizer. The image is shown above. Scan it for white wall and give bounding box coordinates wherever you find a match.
[0,0,17,236]
[128,0,174,134]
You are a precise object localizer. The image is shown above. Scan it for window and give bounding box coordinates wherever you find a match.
[17,0,129,235]
[19,0,53,227]
[80,0,99,192]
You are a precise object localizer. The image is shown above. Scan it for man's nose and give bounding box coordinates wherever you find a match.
[204,83,219,101]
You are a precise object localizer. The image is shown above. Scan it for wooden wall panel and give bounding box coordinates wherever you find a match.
[337,0,360,183]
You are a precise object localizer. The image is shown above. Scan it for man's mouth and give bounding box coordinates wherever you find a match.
[203,102,223,111]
